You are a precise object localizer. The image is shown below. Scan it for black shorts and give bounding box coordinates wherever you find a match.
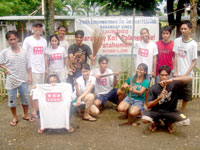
[181,81,192,102]
[142,109,189,125]
[96,88,118,105]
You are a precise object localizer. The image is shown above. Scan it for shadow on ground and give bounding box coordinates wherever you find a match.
[0,99,200,150]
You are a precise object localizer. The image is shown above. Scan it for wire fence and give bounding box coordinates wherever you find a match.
[0,71,200,99]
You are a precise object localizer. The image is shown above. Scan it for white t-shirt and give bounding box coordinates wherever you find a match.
[32,83,73,130]
[90,68,113,95]
[46,46,67,72]
[173,37,197,76]
[23,35,47,73]
[76,76,96,94]
[134,41,158,74]
[59,40,69,52]
[0,46,30,90]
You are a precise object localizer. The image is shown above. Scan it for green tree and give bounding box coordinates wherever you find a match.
[0,0,41,16]
[87,0,163,16]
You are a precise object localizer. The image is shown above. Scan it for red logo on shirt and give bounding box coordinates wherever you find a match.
[178,49,187,58]
[138,48,149,57]
[46,93,62,102]
[97,78,107,86]
[33,47,44,54]
[50,53,62,60]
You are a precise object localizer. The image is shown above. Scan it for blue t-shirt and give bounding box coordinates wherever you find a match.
[126,76,149,101]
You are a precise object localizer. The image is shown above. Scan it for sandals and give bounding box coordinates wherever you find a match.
[10,118,18,126]
[23,117,35,122]
[83,116,96,122]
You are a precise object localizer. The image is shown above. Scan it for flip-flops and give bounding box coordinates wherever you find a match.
[83,116,97,122]
[23,117,35,122]
[10,119,18,126]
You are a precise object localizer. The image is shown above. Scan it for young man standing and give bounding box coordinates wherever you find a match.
[57,25,69,52]
[57,26,72,76]
[90,56,125,110]
[67,30,95,87]
[0,31,32,126]
[23,21,48,118]
[155,26,174,82]
[142,65,192,133]
[173,21,197,112]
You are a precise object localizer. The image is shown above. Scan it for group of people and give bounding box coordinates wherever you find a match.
[0,20,197,134]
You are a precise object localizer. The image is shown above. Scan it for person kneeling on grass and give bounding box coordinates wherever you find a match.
[73,63,99,121]
[118,63,149,118]
[32,74,74,134]
[142,65,191,133]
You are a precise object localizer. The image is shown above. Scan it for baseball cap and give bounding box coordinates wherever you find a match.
[33,21,43,27]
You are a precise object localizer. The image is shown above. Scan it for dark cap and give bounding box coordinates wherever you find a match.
[33,21,43,27]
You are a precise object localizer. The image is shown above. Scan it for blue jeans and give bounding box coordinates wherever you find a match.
[123,96,144,110]
[8,82,29,107]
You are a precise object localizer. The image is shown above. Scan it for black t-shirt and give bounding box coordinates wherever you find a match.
[147,81,184,111]
[68,43,92,70]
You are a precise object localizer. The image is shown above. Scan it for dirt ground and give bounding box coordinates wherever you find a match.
[0,98,200,150]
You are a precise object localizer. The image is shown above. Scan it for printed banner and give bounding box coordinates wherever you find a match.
[75,16,159,55]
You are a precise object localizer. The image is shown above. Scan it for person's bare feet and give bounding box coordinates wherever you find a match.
[10,118,18,126]
[168,123,175,133]
[67,126,74,133]
[149,123,157,132]
[37,128,47,134]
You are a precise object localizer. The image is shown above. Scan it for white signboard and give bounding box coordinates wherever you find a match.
[75,16,159,55]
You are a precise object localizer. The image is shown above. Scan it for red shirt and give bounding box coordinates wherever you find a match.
[156,40,174,75]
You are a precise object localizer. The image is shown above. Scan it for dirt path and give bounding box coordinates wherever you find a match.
[0,99,200,150]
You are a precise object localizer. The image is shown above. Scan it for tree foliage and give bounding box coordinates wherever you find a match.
[0,0,41,16]
[87,0,163,16]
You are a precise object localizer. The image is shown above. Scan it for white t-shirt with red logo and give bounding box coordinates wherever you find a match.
[46,46,67,72]
[90,68,113,95]
[76,76,96,94]
[134,41,158,74]
[32,83,73,130]
[173,37,197,76]
[23,35,47,73]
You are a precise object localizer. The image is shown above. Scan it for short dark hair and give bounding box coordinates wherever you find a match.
[140,28,149,34]
[49,34,60,46]
[6,31,19,40]
[181,21,192,29]
[57,25,67,31]
[99,56,108,64]
[75,30,84,38]
[158,65,171,75]
[46,74,60,84]
[82,63,90,71]
[161,26,172,34]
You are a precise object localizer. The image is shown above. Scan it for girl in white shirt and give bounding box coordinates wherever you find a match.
[74,63,99,121]
[46,35,69,82]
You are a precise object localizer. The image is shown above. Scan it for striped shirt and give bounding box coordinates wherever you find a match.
[0,46,30,90]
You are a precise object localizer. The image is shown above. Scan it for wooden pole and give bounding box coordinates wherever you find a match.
[44,0,55,42]
[190,0,198,40]
[129,8,136,104]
